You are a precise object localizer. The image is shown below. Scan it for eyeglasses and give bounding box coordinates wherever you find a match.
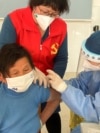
[38,6,59,17]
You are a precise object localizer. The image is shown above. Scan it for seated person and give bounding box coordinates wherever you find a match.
[0,43,60,133]
[47,31,100,133]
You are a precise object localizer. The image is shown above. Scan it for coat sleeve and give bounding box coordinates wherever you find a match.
[53,34,68,78]
[0,16,17,47]
[61,84,100,122]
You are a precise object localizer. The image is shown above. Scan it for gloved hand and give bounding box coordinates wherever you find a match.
[46,69,67,93]
[33,67,48,88]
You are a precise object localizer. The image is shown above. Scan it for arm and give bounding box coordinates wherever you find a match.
[0,16,17,47]
[66,71,91,94]
[53,34,68,77]
[47,70,99,123]
[62,86,99,122]
[40,88,61,125]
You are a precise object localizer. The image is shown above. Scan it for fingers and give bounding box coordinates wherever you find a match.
[33,69,48,88]
[46,69,57,76]
[33,69,61,89]
[38,77,48,88]
[46,69,60,81]
[33,76,38,84]
[33,76,48,88]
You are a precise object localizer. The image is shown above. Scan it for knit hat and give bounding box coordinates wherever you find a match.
[81,31,100,63]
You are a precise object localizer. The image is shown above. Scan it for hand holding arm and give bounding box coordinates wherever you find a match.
[46,69,67,93]
[33,67,48,88]
[47,70,100,122]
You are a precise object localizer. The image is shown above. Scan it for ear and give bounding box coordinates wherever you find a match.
[0,73,5,82]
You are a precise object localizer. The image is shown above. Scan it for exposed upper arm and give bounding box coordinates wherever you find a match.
[47,88,61,102]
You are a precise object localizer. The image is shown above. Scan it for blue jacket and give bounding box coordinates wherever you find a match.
[0,82,50,133]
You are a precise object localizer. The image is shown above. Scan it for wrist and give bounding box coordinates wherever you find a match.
[56,82,67,93]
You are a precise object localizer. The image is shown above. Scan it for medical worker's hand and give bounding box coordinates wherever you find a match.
[33,67,48,88]
[46,69,67,93]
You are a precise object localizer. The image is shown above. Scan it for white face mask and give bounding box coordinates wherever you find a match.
[6,70,34,92]
[34,14,55,31]
[83,60,100,71]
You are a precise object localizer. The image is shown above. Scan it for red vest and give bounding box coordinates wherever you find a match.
[9,7,67,74]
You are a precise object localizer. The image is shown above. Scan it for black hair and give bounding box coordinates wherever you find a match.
[29,0,70,14]
[0,43,35,77]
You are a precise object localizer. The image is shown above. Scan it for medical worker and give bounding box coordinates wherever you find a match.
[47,31,100,133]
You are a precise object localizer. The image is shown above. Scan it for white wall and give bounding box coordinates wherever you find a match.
[0,19,3,29]
[0,0,28,18]
[0,0,92,19]
[65,0,100,73]
[92,0,100,26]
[65,20,92,72]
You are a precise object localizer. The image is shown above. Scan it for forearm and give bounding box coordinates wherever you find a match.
[40,99,61,124]
[62,85,99,122]
[40,88,61,124]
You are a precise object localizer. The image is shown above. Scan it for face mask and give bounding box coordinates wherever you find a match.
[34,14,55,30]
[83,60,100,71]
[6,70,34,92]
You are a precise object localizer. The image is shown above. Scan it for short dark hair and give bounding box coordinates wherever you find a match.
[0,43,35,77]
[29,0,70,14]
